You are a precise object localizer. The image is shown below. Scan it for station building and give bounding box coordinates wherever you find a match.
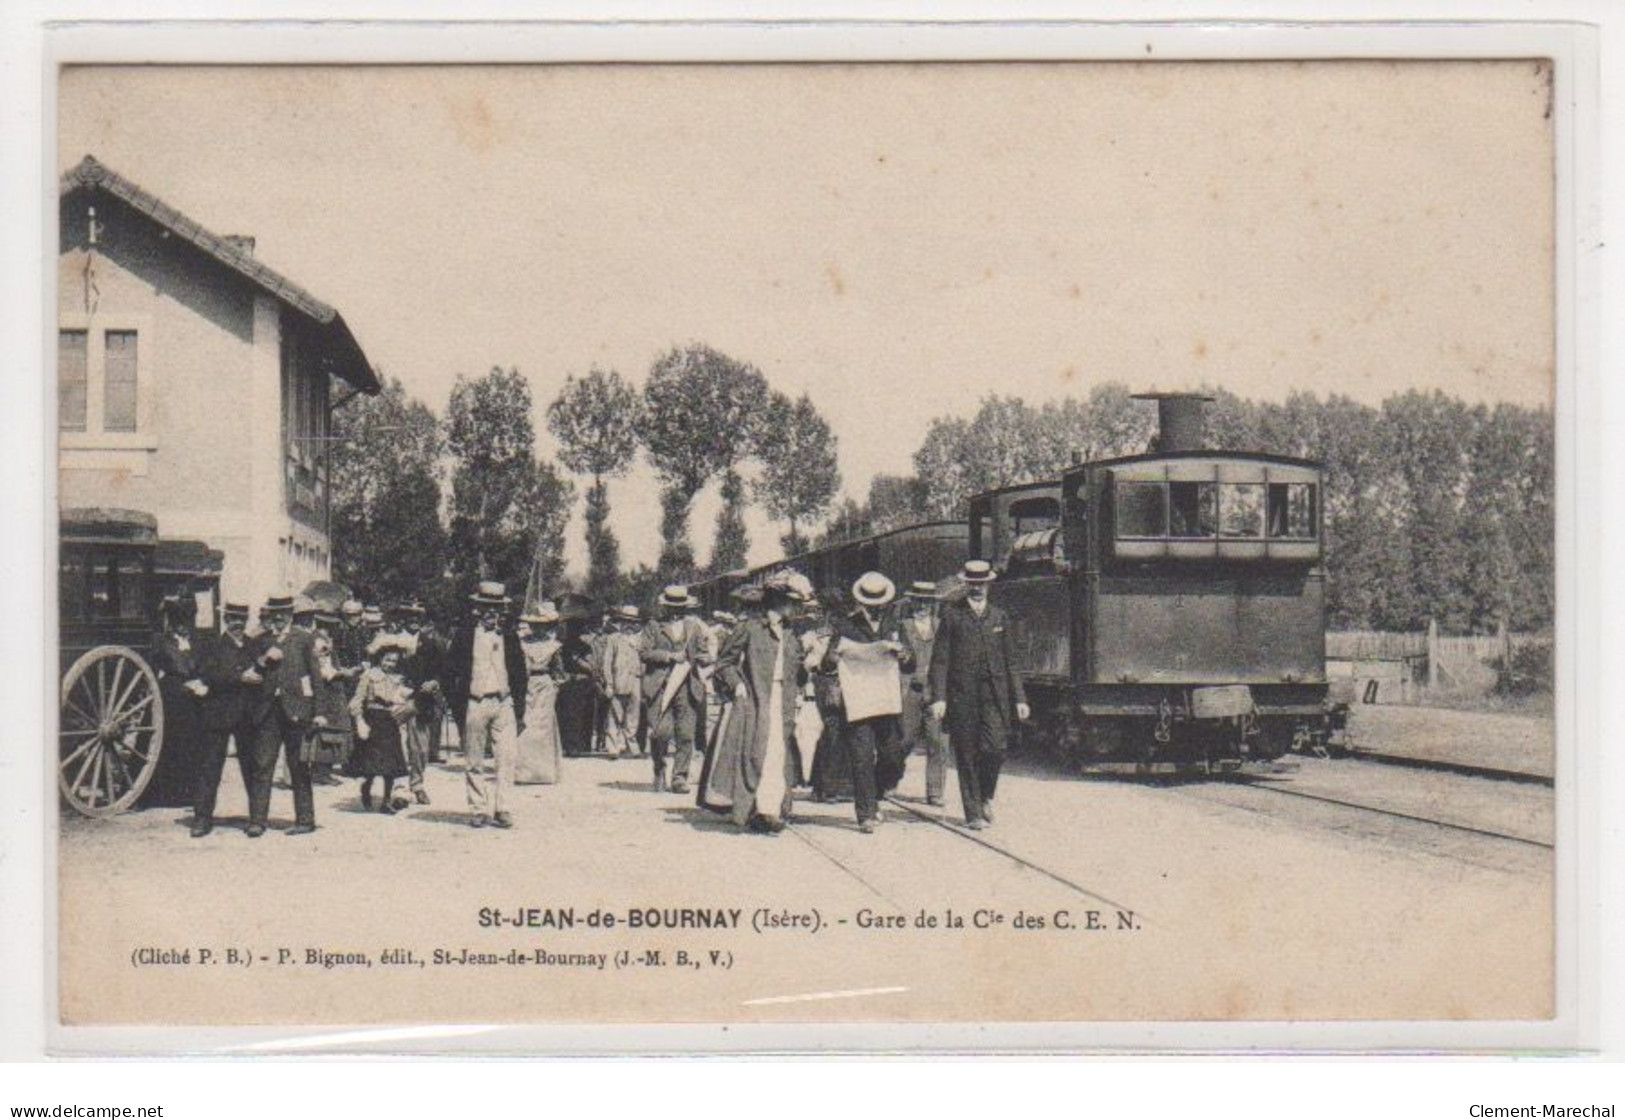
[56,155,380,611]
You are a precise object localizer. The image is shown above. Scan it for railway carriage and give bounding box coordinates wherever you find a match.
[695,521,969,612]
[976,394,1336,772]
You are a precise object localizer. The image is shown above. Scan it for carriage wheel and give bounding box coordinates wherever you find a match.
[58,646,165,818]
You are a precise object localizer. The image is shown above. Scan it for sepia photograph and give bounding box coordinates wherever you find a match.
[47,52,1564,1035]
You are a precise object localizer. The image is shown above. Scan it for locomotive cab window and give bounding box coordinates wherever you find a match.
[1219,483,1266,538]
[1268,482,1317,539]
[1009,496,1061,537]
[1169,481,1217,538]
[1115,481,1167,538]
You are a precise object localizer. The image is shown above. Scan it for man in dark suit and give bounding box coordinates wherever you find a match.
[639,586,713,794]
[821,572,915,834]
[928,560,1030,830]
[397,599,441,804]
[444,581,528,828]
[248,593,318,836]
[191,601,264,837]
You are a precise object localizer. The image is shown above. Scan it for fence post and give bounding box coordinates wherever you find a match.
[1427,618,1439,690]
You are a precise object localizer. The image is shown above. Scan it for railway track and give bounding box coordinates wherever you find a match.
[1180,777,1554,850]
[780,796,1138,917]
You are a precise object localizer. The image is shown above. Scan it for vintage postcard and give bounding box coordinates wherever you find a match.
[49,53,1563,1037]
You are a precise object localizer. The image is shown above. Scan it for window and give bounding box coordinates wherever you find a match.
[1268,483,1317,539]
[103,331,138,433]
[58,330,88,432]
[57,323,147,440]
[1169,481,1217,538]
[87,553,145,622]
[1116,482,1167,537]
[1219,483,1266,538]
[1009,496,1061,537]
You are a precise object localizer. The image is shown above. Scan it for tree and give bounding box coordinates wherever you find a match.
[755,391,841,556]
[329,376,448,609]
[867,473,929,532]
[816,496,873,548]
[445,367,575,596]
[637,344,770,580]
[1380,390,1478,630]
[547,368,643,599]
[913,416,975,519]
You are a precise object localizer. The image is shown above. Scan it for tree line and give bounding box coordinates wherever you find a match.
[331,358,1553,636]
[329,345,842,616]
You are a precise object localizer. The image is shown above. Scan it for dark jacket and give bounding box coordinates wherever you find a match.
[927,599,1028,734]
[404,627,449,718]
[258,625,317,727]
[196,630,265,731]
[639,617,713,709]
[445,623,529,727]
[819,605,917,677]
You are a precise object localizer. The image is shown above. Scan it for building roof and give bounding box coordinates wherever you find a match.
[60,155,380,393]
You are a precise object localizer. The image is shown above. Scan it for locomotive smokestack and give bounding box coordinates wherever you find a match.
[1133,391,1215,453]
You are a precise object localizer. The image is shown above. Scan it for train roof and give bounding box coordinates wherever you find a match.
[1063,449,1323,475]
[966,479,1063,502]
[696,518,969,590]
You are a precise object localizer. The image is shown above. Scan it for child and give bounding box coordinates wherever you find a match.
[347,638,414,813]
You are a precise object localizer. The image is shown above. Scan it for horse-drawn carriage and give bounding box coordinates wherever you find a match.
[58,508,221,817]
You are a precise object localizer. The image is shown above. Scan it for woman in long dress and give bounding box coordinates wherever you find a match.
[514,604,565,785]
[698,572,811,832]
[346,640,413,813]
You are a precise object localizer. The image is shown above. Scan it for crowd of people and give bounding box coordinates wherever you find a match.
[152,557,1029,838]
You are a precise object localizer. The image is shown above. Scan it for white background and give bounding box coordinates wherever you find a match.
[3,0,1622,1108]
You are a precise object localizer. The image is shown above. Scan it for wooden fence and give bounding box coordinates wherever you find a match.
[1328,622,1548,701]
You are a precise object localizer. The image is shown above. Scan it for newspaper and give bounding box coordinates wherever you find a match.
[835,640,903,721]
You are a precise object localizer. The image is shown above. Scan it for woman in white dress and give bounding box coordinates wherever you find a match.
[514,603,565,785]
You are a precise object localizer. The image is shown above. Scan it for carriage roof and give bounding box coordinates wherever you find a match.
[59,507,159,548]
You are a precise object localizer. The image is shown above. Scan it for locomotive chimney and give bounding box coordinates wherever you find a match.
[1133,391,1215,453]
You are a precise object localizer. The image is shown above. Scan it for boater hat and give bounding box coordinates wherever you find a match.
[613,605,642,623]
[222,601,250,621]
[961,559,997,583]
[852,571,897,608]
[659,585,698,610]
[313,608,340,625]
[907,580,941,600]
[361,605,385,626]
[469,581,509,608]
[261,593,295,615]
[393,598,427,617]
[341,599,364,618]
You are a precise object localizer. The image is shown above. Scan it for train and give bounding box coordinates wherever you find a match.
[693,392,1342,773]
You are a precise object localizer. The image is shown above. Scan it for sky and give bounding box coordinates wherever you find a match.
[57,62,1555,576]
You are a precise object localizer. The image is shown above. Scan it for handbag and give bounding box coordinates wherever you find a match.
[301,726,352,767]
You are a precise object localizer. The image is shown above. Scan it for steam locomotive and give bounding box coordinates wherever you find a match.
[694,393,1338,772]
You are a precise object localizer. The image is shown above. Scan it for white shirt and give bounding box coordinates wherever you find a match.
[470,626,509,698]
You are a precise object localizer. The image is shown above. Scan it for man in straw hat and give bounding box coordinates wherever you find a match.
[639,586,713,794]
[899,580,949,808]
[248,592,320,836]
[190,600,263,837]
[821,571,916,833]
[445,581,528,828]
[928,560,1030,830]
[602,606,644,759]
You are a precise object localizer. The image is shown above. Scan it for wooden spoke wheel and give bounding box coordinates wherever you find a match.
[59,646,165,818]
